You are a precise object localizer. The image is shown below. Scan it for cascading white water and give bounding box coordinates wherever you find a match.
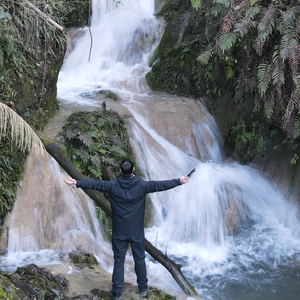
[58,0,162,95]
[57,0,300,298]
[0,152,111,273]
[3,0,300,299]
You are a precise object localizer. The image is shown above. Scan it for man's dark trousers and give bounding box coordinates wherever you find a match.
[112,230,148,293]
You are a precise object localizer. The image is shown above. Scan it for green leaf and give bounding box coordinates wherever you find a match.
[219,33,237,53]
[257,63,272,97]
[77,132,93,147]
[292,117,300,140]
[197,47,214,65]
[191,0,202,10]
[257,3,277,42]
[245,6,262,20]
[213,0,234,8]
[280,28,299,61]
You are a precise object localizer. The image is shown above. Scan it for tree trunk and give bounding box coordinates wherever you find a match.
[22,0,64,31]
[43,139,201,299]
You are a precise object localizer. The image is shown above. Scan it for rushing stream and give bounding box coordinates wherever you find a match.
[1,0,300,299]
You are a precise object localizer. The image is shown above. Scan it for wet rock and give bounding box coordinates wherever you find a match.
[69,251,98,266]
[0,264,68,299]
[70,295,94,300]
[224,185,250,234]
[106,166,117,180]
[97,90,120,101]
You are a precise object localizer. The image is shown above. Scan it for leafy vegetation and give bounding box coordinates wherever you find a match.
[0,0,89,130]
[62,103,137,180]
[230,121,266,155]
[0,137,27,221]
[192,0,300,141]
[0,0,89,233]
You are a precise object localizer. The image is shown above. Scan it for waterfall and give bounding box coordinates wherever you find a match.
[0,152,111,273]
[2,0,300,299]
[58,0,162,95]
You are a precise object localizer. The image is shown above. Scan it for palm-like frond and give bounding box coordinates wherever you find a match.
[292,116,300,140]
[257,63,272,97]
[234,18,255,37]
[272,48,284,87]
[245,6,261,20]
[197,46,214,65]
[222,56,235,79]
[210,3,225,17]
[0,102,45,154]
[218,32,237,53]
[257,3,277,42]
[280,6,300,26]
[283,90,300,133]
[280,28,299,62]
[288,45,300,75]
[213,0,234,9]
[264,94,275,119]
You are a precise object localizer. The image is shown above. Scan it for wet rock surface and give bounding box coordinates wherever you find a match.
[0,251,177,300]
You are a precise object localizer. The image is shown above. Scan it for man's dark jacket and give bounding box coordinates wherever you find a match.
[76,175,181,235]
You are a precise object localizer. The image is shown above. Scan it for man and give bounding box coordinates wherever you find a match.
[65,159,189,300]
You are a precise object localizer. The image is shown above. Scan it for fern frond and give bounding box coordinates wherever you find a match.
[222,56,235,79]
[0,102,45,154]
[77,132,93,147]
[257,3,277,42]
[73,148,90,164]
[90,155,101,168]
[293,75,300,91]
[272,49,284,86]
[210,4,225,17]
[264,95,275,119]
[257,63,272,97]
[109,145,126,157]
[283,90,300,135]
[245,6,261,20]
[289,45,300,75]
[218,32,237,53]
[197,47,214,65]
[292,116,300,140]
[213,0,234,9]
[234,18,255,37]
[281,6,300,26]
[88,165,102,179]
[280,28,299,62]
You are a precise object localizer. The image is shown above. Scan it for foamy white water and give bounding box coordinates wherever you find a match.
[0,152,112,273]
[57,0,300,298]
[2,0,300,299]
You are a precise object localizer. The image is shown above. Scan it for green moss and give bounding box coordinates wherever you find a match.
[61,103,138,180]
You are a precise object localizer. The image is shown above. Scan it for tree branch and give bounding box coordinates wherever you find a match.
[22,0,64,31]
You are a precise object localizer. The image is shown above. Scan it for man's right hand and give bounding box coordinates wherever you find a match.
[180,175,189,184]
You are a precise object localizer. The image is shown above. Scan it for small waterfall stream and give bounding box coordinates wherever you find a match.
[1,0,300,299]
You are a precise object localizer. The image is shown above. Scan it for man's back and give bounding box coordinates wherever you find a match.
[76,175,181,235]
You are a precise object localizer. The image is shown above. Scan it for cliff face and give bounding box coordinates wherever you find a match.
[0,0,90,129]
[149,0,300,204]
